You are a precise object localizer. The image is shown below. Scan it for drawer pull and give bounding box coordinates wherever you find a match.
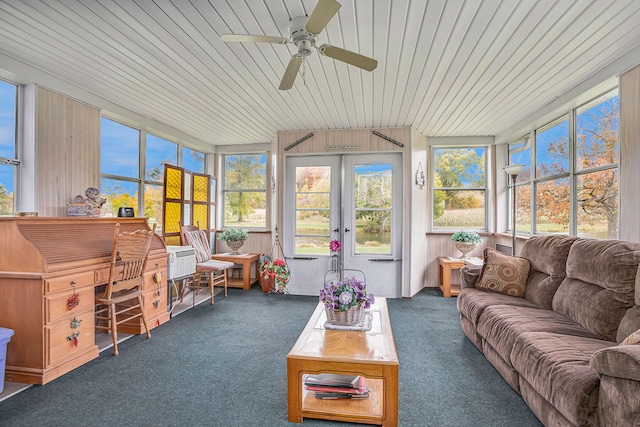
[66,332,80,347]
[70,280,77,285]
[153,300,160,308]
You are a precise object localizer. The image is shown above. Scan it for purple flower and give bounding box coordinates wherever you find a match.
[329,239,341,252]
[338,291,353,305]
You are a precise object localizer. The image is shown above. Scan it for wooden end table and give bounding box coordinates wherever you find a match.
[211,252,260,290]
[437,257,465,297]
[287,298,399,426]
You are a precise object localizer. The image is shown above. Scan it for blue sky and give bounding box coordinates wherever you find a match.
[0,80,16,193]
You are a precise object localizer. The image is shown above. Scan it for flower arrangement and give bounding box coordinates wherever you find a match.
[260,258,290,290]
[329,239,342,252]
[217,228,248,241]
[450,230,482,244]
[320,276,375,312]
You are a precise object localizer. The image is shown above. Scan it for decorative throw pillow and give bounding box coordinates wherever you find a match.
[185,230,211,263]
[476,248,531,297]
[620,329,640,345]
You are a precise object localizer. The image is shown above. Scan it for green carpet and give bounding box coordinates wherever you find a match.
[0,287,542,427]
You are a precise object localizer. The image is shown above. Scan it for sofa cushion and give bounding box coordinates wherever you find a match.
[512,332,612,426]
[476,248,530,297]
[457,287,540,327]
[553,239,640,341]
[477,305,604,367]
[519,234,578,309]
[621,328,640,346]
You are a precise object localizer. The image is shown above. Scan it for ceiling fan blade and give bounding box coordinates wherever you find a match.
[279,55,304,90]
[220,34,288,44]
[319,44,378,71]
[305,0,342,35]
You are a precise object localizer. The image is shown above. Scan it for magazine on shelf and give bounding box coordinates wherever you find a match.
[303,373,360,388]
[304,374,368,397]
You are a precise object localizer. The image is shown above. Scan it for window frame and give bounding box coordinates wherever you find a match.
[431,146,488,231]
[506,88,619,239]
[221,152,268,231]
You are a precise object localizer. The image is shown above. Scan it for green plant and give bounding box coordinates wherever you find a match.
[217,227,248,241]
[450,230,482,244]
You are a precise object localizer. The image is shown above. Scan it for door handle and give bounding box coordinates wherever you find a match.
[344,228,350,233]
[291,257,318,260]
[333,228,340,233]
[368,258,400,262]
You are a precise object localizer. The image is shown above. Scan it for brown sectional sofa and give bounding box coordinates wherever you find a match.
[457,234,640,426]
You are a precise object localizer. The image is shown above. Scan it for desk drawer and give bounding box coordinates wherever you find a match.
[46,310,95,366]
[45,271,95,294]
[45,287,94,324]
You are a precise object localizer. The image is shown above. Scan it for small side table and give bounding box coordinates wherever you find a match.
[211,252,260,290]
[438,257,465,298]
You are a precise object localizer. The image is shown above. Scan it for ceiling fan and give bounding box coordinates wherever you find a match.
[220,0,378,90]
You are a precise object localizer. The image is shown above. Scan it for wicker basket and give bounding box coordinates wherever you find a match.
[325,303,365,326]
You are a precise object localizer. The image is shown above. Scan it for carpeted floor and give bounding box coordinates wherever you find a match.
[0,286,542,427]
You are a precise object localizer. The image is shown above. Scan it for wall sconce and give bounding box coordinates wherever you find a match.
[415,161,425,187]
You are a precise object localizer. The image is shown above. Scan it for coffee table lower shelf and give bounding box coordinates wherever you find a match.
[301,377,384,422]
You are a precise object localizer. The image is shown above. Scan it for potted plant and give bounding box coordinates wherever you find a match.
[260,258,290,293]
[217,228,248,254]
[320,276,375,326]
[450,230,482,259]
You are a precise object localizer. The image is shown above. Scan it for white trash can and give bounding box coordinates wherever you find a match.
[0,327,15,394]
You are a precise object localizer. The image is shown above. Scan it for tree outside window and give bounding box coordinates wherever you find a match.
[222,153,267,228]
[433,147,486,230]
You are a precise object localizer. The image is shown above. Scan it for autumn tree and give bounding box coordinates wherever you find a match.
[433,148,485,220]
[0,183,13,215]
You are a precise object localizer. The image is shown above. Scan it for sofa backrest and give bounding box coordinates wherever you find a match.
[519,234,578,309]
[552,238,640,342]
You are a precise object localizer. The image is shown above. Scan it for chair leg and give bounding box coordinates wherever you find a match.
[223,270,228,297]
[209,272,215,304]
[109,303,119,356]
[138,295,151,339]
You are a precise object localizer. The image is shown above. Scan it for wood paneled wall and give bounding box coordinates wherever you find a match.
[36,87,100,216]
[620,64,640,241]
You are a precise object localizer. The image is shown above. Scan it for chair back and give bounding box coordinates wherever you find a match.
[179,222,215,263]
[101,223,156,300]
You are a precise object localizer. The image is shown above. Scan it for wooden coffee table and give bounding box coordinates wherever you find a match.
[287,298,399,426]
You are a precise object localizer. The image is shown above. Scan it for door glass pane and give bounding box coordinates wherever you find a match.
[295,166,331,255]
[353,163,392,255]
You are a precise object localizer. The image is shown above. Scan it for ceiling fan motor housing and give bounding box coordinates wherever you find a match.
[289,16,315,57]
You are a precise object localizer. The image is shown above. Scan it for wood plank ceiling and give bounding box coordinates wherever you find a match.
[0,0,639,147]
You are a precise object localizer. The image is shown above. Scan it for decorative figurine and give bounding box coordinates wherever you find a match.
[68,187,106,217]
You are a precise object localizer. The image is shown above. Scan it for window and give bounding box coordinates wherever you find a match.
[100,118,141,217]
[506,89,619,239]
[222,153,267,229]
[100,117,206,230]
[433,147,487,230]
[0,80,17,216]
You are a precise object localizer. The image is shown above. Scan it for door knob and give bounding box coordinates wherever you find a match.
[333,228,340,233]
[344,228,351,233]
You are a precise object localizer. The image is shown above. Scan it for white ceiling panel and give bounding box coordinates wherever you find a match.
[0,0,639,147]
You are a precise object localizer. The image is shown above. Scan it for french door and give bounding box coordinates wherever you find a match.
[284,153,402,297]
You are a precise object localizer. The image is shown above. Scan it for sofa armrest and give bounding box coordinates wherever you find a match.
[460,265,482,289]
[590,345,640,381]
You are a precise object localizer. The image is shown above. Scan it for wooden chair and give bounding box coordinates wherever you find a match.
[179,222,233,304]
[95,223,155,356]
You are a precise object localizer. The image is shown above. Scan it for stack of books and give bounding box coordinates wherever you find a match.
[303,373,369,399]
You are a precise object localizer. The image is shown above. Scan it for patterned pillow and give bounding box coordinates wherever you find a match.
[620,329,640,345]
[476,248,531,297]
[184,230,211,263]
